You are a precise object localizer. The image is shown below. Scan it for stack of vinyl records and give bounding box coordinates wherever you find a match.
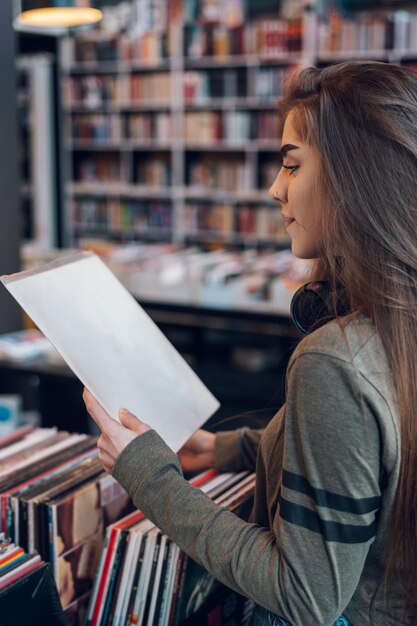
[0,535,66,626]
[0,533,42,591]
[0,425,134,624]
[87,469,256,626]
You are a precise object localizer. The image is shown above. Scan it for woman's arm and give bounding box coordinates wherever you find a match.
[214,427,265,471]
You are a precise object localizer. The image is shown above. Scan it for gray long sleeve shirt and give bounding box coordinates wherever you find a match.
[113,314,412,625]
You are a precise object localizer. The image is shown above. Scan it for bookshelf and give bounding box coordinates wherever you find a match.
[316,1,417,63]
[58,0,417,251]
[59,0,317,249]
[49,1,417,246]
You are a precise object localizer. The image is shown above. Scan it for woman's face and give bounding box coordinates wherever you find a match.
[269,110,322,259]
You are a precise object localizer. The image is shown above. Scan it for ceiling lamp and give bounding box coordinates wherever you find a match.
[14,1,103,34]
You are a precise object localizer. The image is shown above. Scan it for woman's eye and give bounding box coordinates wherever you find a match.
[282,164,299,175]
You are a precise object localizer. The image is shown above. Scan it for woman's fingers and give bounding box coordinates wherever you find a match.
[83,388,160,475]
[83,390,152,473]
[83,388,115,431]
[118,408,151,435]
[83,390,150,438]
[97,447,115,474]
[95,425,138,472]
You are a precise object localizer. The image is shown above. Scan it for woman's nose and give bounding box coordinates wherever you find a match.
[268,169,287,204]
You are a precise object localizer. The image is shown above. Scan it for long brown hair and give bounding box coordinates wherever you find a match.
[277,60,417,614]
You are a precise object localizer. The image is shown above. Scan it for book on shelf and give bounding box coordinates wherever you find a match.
[184,108,285,144]
[187,156,248,192]
[68,109,281,151]
[255,66,291,100]
[71,113,123,143]
[1,251,220,452]
[188,67,246,102]
[131,73,172,105]
[77,153,122,184]
[128,112,173,143]
[183,203,234,239]
[65,4,303,65]
[136,156,171,186]
[71,199,174,242]
[184,111,223,145]
[72,112,172,150]
[236,205,287,242]
[258,159,280,189]
[182,13,302,58]
[318,9,417,58]
[64,75,127,108]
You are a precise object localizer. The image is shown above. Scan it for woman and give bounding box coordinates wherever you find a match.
[83,61,417,625]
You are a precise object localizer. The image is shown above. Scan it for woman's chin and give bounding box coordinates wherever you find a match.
[291,241,318,260]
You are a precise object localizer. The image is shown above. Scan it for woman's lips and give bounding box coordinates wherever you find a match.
[282,214,295,228]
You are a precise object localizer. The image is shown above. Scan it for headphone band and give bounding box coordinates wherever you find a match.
[290,281,349,334]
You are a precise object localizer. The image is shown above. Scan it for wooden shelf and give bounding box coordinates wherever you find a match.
[64,103,172,112]
[67,182,174,198]
[68,141,173,151]
[183,53,302,69]
[64,60,171,74]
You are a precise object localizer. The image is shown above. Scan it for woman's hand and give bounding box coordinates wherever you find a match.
[177,429,216,473]
[83,388,151,473]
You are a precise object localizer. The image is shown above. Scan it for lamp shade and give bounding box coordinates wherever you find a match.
[15,1,103,33]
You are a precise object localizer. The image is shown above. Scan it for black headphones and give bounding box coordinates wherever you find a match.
[290,281,349,334]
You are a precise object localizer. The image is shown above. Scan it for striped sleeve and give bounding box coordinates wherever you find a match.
[279,468,380,543]
[274,350,383,623]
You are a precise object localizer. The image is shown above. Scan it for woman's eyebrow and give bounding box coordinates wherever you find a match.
[280,143,300,158]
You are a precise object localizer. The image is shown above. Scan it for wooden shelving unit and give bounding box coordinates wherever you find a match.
[13,0,414,255]
[58,0,311,249]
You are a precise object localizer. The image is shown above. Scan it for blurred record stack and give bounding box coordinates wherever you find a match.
[87,468,256,626]
[0,535,66,626]
[0,425,134,625]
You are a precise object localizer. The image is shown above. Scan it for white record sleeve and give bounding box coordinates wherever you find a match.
[1,252,220,451]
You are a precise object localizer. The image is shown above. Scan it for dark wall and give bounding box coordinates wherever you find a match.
[0,0,22,332]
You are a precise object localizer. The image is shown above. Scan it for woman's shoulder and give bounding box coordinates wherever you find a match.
[287,313,398,465]
[290,312,383,368]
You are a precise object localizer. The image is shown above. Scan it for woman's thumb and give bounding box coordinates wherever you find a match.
[118,407,145,432]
